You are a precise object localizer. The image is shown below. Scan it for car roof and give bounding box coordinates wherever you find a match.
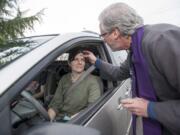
[0,32,99,95]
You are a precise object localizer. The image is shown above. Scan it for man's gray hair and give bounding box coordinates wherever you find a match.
[98,2,144,35]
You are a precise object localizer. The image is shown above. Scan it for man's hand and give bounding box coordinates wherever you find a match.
[83,50,97,64]
[121,98,149,117]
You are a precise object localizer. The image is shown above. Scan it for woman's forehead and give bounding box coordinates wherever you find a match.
[74,53,84,58]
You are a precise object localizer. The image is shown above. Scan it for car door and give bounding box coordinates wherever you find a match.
[83,44,132,135]
[85,79,132,135]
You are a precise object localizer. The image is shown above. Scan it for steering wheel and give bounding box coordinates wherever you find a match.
[21,91,50,121]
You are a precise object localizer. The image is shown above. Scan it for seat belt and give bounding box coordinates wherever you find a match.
[63,65,96,97]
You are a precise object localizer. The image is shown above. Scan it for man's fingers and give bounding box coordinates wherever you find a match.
[121,97,142,105]
[121,98,134,104]
[122,103,135,110]
[122,104,141,115]
[121,98,149,117]
[83,50,91,55]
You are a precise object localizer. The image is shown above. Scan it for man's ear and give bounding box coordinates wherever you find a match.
[113,28,120,39]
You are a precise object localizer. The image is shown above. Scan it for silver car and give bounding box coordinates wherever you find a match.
[0,31,132,135]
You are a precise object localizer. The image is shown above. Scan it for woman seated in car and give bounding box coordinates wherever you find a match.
[48,49,101,121]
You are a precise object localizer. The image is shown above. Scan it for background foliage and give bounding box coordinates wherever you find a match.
[0,0,43,45]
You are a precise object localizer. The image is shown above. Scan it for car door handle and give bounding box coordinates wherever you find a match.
[117,97,124,110]
[125,86,131,97]
[117,86,131,110]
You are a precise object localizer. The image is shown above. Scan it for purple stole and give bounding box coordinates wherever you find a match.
[131,27,162,135]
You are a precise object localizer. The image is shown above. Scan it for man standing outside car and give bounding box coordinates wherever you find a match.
[84,2,180,135]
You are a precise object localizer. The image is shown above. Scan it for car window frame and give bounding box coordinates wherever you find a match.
[0,35,127,134]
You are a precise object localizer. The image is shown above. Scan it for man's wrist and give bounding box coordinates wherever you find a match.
[95,58,101,69]
[147,101,156,120]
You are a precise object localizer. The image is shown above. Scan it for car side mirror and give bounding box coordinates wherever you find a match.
[22,122,101,135]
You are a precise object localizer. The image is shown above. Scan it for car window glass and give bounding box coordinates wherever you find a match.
[56,53,69,61]
[0,35,58,69]
[112,50,128,65]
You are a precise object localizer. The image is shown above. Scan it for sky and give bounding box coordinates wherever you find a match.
[20,0,180,36]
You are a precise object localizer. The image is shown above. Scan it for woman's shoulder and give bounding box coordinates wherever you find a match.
[86,74,100,82]
[60,73,71,82]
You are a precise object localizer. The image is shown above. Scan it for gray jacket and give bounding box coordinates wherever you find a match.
[98,24,180,135]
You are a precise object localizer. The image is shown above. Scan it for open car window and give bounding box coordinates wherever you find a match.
[10,44,103,121]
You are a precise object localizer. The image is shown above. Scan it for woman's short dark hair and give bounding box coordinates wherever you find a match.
[68,49,84,62]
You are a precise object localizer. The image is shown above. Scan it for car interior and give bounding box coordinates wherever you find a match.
[10,42,119,135]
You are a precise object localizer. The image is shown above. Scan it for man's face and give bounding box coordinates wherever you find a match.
[99,24,131,51]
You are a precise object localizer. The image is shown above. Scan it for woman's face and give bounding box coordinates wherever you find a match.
[69,53,85,73]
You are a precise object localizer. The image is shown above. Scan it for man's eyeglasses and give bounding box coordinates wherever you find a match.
[99,29,115,38]
[99,32,108,38]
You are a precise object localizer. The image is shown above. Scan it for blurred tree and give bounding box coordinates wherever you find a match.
[0,0,43,45]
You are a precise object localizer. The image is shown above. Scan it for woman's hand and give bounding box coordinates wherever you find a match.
[121,97,149,117]
[48,108,56,121]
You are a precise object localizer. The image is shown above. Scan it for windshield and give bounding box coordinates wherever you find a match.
[0,34,58,69]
